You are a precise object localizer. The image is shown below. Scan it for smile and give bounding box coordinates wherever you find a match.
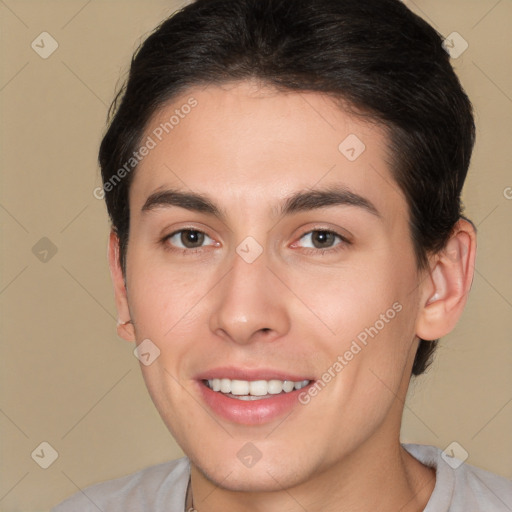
[203,378,311,400]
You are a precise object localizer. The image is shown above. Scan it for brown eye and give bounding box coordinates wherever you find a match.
[311,231,336,249]
[299,230,342,250]
[180,230,205,248]
[164,229,214,251]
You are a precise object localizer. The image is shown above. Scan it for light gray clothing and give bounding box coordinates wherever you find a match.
[52,443,512,511]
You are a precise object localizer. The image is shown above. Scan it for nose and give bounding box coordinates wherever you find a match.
[208,248,291,346]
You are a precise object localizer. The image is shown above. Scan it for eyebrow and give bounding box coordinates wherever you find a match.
[141,185,381,220]
[279,185,380,218]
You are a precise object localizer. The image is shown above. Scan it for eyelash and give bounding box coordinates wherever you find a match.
[161,227,351,256]
[161,228,215,256]
[294,229,351,255]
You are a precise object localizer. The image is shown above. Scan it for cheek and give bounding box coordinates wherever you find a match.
[289,255,410,341]
[127,251,212,337]
[296,252,418,390]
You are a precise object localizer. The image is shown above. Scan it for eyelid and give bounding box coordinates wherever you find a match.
[168,229,215,247]
[291,223,353,244]
[160,226,220,253]
[161,223,216,241]
[292,229,349,249]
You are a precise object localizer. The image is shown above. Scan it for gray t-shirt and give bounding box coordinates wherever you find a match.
[52,443,512,511]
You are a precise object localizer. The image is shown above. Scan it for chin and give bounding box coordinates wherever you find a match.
[189,449,314,493]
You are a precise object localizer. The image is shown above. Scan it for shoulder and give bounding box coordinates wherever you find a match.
[51,456,190,512]
[403,443,512,511]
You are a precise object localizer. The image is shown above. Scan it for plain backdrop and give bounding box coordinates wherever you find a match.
[1,1,511,510]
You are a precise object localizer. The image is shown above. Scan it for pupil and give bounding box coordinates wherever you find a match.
[182,230,204,248]
[313,231,334,248]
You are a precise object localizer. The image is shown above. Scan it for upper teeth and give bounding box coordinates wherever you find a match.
[207,378,310,396]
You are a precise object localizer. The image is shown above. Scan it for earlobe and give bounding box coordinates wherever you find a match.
[108,230,136,342]
[416,219,477,341]
[116,318,135,342]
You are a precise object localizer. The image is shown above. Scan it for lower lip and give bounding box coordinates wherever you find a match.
[196,380,313,425]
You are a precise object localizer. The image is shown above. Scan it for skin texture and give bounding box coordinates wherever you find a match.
[108,80,476,512]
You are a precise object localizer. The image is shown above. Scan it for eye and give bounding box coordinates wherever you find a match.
[163,229,216,252]
[293,229,349,254]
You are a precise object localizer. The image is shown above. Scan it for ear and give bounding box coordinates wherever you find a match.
[108,230,135,342]
[415,218,477,340]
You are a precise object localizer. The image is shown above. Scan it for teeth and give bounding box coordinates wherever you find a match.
[283,380,295,392]
[220,378,231,393]
[267,379,283,394]
[230,379,250,395]
[205,378,310,396]
[249,380,269,396]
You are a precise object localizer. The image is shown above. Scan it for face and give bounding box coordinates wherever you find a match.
[116,80,427,491]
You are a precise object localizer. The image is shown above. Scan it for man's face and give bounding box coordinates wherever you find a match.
[120,80,425,490]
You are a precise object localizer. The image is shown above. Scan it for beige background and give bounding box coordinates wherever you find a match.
[1,0,511,510]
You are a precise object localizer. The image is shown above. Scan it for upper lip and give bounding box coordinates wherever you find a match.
[194,366,314,382]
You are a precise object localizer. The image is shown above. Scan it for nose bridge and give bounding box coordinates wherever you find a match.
[208,244,290,344]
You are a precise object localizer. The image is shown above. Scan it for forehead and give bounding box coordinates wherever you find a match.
[130,80,406,223]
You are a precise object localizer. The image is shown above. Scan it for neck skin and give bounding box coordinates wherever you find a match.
[185,363,436,512]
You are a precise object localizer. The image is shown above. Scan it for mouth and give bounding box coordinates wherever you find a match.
[195,370,315,425]
[201,378,312,400]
